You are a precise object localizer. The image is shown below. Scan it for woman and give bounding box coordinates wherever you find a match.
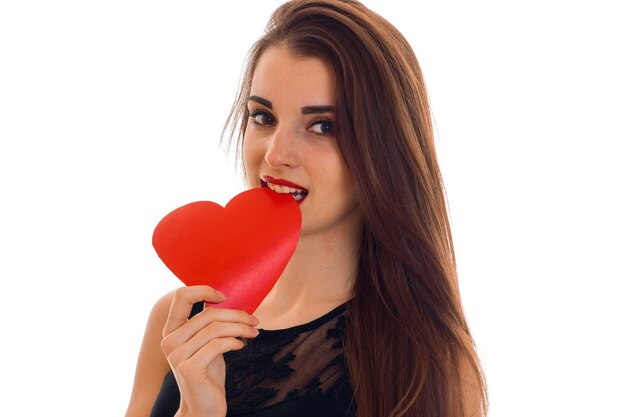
[126,1,487,416]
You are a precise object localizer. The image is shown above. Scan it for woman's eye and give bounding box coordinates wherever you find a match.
[308,120,333,136]
[249,111,275,126]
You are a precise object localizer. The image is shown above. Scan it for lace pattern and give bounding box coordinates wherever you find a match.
[224,304,354,415]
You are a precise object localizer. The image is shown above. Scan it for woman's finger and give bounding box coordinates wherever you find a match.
[164,321,258,365]
[162,286,226,336]
[163,306,258,352]
[176,337,246,377]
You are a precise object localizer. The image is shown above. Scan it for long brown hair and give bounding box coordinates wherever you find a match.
[223,1,487,416]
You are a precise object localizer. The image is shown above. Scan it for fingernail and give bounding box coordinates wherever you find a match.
[250,315,259,325]
[217,291,227,301]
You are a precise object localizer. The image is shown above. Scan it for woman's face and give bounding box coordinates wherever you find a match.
[243,45,361,238]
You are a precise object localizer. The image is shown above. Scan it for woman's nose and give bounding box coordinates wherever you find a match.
[264,126,297,169]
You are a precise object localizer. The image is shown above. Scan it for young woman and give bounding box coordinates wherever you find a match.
[126,1,487,416]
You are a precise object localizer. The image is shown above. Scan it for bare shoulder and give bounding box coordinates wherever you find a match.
[125,290,176,417]
[150,290,177,327]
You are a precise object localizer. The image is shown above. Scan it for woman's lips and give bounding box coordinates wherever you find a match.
[262,175,308,191]
[261,176,309,204]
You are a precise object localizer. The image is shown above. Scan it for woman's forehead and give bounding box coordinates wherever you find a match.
[250,46,336,106]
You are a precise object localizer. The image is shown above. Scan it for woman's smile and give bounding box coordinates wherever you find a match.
[261,176,309,204]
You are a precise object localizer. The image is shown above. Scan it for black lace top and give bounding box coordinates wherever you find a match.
[150,302,355,417]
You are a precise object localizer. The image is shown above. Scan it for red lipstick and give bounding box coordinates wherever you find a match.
[262,175,308,191]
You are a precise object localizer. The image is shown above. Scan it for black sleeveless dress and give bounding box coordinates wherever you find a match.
[150,302,356,417]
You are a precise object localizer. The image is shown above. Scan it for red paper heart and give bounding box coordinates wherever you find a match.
[152,188,301,314]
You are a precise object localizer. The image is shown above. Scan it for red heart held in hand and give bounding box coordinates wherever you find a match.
[152,188,302,314]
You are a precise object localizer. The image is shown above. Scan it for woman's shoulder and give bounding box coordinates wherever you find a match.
[124,290,175,417]
[153,290,176,317]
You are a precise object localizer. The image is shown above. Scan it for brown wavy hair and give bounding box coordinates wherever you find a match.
[223,1,487,416]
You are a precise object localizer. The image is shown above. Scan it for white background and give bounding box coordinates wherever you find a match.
[1,1,624,416]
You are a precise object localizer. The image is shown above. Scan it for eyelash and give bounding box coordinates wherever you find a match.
[248,108,275,127]
[248,108,334,137]
[308,117,334,137]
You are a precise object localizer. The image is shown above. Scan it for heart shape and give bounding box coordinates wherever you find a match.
[152,188,302,314]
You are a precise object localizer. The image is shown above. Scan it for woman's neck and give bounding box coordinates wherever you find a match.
[255,219,362,318]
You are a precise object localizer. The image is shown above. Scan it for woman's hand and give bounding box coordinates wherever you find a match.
[161,286,259,417]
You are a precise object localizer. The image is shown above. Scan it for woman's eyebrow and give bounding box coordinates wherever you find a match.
[301,105,334,114]
[248,96,273,109]
[248,96,334,114]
